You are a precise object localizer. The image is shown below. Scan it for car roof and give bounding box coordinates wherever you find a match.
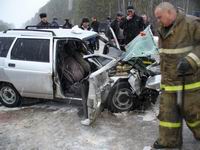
[0,25,98,40]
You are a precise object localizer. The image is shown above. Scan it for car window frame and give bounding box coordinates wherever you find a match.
[8,36,52,63]
[0,37,15,58]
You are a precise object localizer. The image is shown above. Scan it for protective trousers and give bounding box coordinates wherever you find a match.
[157,89,200,147]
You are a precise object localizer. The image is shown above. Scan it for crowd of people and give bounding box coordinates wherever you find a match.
[36,6,154,47]
[36,13,73,29]
[76,6,155,47]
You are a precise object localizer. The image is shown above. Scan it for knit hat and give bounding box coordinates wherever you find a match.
[127,6,135,11]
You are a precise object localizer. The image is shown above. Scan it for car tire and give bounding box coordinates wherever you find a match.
[107,81,138,113]
[0,83,21,107]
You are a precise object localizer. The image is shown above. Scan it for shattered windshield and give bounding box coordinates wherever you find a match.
[123,26,159,61]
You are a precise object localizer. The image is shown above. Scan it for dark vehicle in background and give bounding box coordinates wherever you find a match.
[192,11,200,17]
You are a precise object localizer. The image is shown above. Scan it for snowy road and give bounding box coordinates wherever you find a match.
[0,100,199,150]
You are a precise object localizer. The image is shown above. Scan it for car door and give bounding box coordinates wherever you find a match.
[82,54,118,125]
[4,37,54,99]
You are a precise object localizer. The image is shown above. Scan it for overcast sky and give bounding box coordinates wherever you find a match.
[0,0,50,28]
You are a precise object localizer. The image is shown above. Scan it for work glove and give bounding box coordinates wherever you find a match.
[177,58,192,74]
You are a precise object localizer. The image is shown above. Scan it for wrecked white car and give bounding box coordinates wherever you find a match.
[0,26,160,125]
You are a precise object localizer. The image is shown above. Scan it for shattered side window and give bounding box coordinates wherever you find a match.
[11,38,50,62]
[0,37,15,57]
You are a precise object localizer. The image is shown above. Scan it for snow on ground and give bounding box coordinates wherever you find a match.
[0,100,199,150]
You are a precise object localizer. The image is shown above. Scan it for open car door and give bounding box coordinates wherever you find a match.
[81,54,119,125]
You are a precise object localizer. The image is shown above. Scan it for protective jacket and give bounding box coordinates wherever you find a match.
[158,12,200,92]
[156,11,200,147]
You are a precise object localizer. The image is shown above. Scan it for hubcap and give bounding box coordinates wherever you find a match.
[0,86,16,104]
[112,88,134,111]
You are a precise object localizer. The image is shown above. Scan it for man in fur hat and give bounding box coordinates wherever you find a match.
[37,13,51,29]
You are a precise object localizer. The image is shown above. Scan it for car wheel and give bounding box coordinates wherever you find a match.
[107,81,138,113]
[0,83,21,107]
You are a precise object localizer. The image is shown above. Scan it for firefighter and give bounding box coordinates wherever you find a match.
[153,2,200,149]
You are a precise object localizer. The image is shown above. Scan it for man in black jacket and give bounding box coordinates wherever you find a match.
[91,17,99,33]
[37,13,51,29]
[63,19,72,29]
[51,17,59,28]
[120,6,144,44]
[109,12,124,45]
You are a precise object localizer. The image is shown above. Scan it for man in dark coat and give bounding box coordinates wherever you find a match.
[63,19,72,29]
[91,16,100,49]
[51,17,59,28]
[109,12,124,45]
[120,6,145,44]
[37,13,51,29]
[91,16,100,33]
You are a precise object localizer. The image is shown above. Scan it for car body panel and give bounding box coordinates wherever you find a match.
[2,36,54,99]
[1,26,98,41]
[87,71,111,123]
[4,60,54,99]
